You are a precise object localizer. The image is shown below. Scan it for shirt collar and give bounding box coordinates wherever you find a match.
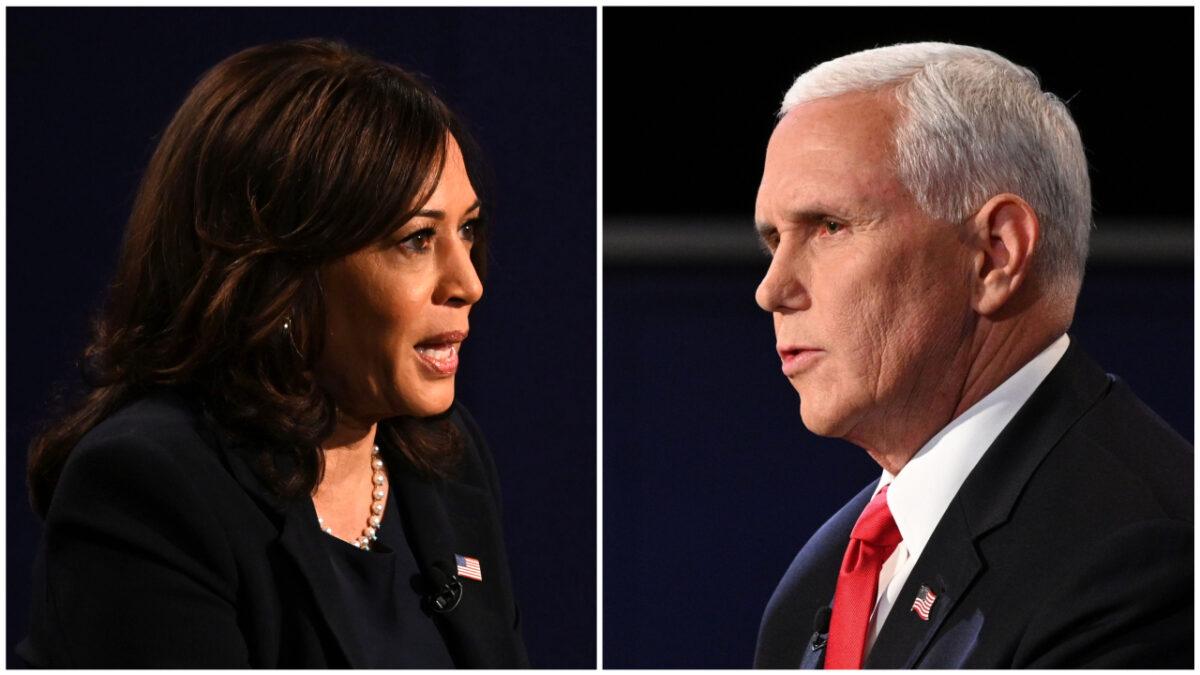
[876,333,1071,560]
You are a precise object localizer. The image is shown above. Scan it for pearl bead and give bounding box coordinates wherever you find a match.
[313,450,386,549]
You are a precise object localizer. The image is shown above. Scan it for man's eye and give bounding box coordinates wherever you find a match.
[822,220,843,235]
[399,228,435,253]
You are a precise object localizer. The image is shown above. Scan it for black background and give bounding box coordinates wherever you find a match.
[7,7,596,668]
[603,7,1193,668]
[605,7,1193,220]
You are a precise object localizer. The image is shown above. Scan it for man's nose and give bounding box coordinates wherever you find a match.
[755,249,809,313]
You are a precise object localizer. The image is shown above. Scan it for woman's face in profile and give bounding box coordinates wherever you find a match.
[318,136,483,423]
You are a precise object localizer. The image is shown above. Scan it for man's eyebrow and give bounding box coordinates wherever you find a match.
[754,222,778,256]
[783,205,844,223]
[415,199,482,220]
[755,200,866,240]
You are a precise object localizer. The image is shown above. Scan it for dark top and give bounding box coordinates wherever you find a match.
[317,491,454,668]
[18,391,529,667]
[754,340,1193,668]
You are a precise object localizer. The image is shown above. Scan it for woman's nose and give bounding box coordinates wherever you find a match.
[435,237,483,307]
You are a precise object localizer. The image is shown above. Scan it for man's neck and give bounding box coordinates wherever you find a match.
[860,320,1063,475]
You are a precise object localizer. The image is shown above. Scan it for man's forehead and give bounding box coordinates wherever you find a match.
[758,91,904,217]
[782,87,899,123]
[769,91,898,162]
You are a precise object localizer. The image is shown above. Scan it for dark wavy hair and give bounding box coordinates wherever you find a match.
[28,38,489,517]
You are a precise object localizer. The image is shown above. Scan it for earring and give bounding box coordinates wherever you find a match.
[282,316,304,359]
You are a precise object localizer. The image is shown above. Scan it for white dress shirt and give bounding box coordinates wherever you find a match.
[861,333,1070,658]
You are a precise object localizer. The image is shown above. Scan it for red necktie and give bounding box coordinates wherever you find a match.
[824,485,903,669]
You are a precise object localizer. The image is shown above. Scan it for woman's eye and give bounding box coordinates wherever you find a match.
[399,228,435,253]
[460,219,478,244]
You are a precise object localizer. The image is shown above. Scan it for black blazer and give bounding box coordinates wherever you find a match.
[754,339,1193,668]
[18,392,529,668]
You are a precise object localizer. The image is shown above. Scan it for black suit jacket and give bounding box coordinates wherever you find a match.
[18,392,529,668]
[754,340,1193,668]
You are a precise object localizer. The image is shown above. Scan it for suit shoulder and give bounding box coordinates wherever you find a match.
[54,392,231,511]
[1059,377,1192,521]
[1090,376,1192,453]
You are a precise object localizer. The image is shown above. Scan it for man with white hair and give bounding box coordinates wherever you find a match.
[752,43,1191,668]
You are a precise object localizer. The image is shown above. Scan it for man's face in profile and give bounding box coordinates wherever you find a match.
[754,90,977,448]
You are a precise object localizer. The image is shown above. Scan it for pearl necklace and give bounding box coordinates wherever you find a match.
[316,444,387,550]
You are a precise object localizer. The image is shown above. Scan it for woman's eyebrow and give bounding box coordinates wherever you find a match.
[416,199,482,220]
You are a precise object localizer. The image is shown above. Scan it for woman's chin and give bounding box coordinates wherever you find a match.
[399,382,456,418]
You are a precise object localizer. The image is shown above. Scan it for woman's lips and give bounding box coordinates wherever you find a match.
[414,331,466,376]
[415,343,459,375]
[779,346,823,376]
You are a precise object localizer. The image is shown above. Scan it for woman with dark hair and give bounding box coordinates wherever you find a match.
[19,38,527,668]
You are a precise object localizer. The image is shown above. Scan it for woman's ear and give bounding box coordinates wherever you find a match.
[969,193,1040,316]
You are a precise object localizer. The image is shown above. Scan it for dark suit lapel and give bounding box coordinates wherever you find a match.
[756,481,875,669]
[865,503,981,668]
[193,420,364,662]
[955,340,1112,538]
[805,486,877,670]
[201,424,368,666]
[865,339,1112,668]
[274,499,370,666]
[385,443,521,668]
[203,409,522,668]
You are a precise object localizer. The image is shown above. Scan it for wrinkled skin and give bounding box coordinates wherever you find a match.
[754,90,982,470]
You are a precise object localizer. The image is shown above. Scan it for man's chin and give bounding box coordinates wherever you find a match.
[797,400,851,438]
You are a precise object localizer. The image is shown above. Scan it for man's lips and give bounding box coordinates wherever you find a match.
[414,331,467,376]
[778,345,824,376]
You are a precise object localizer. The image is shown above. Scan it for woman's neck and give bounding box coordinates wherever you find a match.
[317,415,378,492]
[311,415,387,546]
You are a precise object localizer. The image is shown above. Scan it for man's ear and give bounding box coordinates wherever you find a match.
[969,193,1039,316]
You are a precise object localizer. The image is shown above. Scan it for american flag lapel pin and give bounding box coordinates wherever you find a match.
[456,554,483,582]
[910,584,938,621]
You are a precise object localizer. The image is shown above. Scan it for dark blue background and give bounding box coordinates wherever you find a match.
[7,7,596,668]
[603,267,1192,668]
[603,7,1193,668]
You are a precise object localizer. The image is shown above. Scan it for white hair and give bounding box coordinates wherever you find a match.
[781,42,1092,301]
